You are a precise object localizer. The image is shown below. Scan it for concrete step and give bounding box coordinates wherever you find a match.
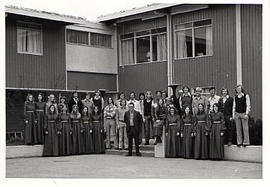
[105,149,154,157]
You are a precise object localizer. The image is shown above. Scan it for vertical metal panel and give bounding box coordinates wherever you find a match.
[119,62,168,98]
[67,71,117,91]
[6,15,66,90]
[241,5,262,120]
[172,5,237,103]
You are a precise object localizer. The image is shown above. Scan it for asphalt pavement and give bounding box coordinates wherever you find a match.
[6,154,262,178]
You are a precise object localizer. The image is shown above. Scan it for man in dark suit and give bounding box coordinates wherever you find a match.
[124,102,143,156]
[218,88,234,146]
[68,92,83,113]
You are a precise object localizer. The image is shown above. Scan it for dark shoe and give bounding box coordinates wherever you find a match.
[126,153,132,156]
[124,148,128,150]
[228,142,232,146]
[136,152,142,156]
[237,144,242,147]
[144,141,149,145]
[114,147,119,150]
[243,144,249,147]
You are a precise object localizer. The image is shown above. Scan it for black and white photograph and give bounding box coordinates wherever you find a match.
[1,0,269,183]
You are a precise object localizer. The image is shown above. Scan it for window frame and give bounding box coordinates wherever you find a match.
[119,26,167,66]
[66,29,90,46]
[174,18,213,60]
[17,21,43,56]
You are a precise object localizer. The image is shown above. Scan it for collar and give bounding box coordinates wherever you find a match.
[183,93,191,97]
[237,93,244,97]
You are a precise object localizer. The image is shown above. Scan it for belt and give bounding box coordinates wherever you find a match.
[106,117,115,120]
[197,121,206,123]
[83,121,89,124]
[93,121,100,123]
[36,109,44,112]
[184,123,192,126]
[26,111,34,113]
[213,121,221,124]
[119,120,125,122]
[61,120,68,123]
[72,120,79,123]
[169,123,177,126]
[48,120,56,123]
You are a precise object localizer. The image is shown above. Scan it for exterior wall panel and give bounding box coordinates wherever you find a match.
[119,62,168,97]
[67,71,117,91]
[172,5,237,102]
[6,15,66,89]
[241,5,262,120]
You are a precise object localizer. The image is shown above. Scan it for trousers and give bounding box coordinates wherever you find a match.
[128,127,140,154]
[105,119,118,148]
[118,121,128,149]
[235,112,250,145]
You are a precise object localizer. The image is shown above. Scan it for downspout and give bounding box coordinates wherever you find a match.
[167,13,173,96]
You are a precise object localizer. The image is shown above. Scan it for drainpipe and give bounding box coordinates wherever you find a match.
[167,13,173,96]
[236,5,242,85]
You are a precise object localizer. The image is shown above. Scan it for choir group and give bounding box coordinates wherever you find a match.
[23,84,251,160]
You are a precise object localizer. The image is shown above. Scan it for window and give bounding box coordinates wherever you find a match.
[17,22,42,55]
[66,29,89,45]
[175,19,213,59]
[90,33,112,48]
[120,27,167,66]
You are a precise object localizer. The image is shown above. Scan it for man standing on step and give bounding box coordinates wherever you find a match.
[124,102,143,156]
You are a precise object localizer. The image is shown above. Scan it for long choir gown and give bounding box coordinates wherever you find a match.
[81,114,94,154]
[24,101,38,145]
[165,114,181,158]
[35,101,46,144]
[70,112,81,155]
[59,112,71,156]
[181,114,195,158]
[209,111,226,160]
[43,113,59,156]
[194,112,210,159]
[92,113,105,154]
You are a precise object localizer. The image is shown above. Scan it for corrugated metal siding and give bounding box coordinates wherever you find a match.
[172,5,237,100]
[241,5,262,120]
[67,71,117,91]
[118,16,167,34]
[6,15,66,89]
[119,61,168,97]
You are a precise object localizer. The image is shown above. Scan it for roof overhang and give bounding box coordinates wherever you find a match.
[5,6,87,25]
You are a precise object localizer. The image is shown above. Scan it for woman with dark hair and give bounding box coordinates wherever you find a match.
[81,106,94,154]
[91,90,104,112]
[232,85,251,147]
[209,103,226,160]
[24,94,38,145]
[153,98,167,144]
[58,105,71,156]
[92,106,105,154]
[165,107,181,158]
[179,86,193,115]
[35,93,46,144]
[180,106,195,159]
[70,104,81,155]
[43,104,59,156]
[193,103,210,159]
[104,97,117,149]
[58,95,68,114]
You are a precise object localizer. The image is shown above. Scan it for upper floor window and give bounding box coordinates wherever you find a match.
[66,29,89,45]
[174,19,213,59]
[90,33,112,48]
[17,22,43,55]
[120,27,167,66]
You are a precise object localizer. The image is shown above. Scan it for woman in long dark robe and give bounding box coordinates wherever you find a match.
[193,103,210,160]
[58,105,71,156]
[92,106,105,154]
[209,103,226,160]
[43,104,59,156]
[180,106,195,159]
[165,107,181,158]
[153,98,167,144]
[81,106,94,154]
[70,104,81,155]
[35,93,46,144]
[24,94,38,145]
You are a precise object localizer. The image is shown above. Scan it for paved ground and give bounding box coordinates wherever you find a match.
[6,154,262,179]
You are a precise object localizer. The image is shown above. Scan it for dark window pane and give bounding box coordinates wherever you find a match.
[136,36,150,63]
[194,26,213,56]
[136,30,150,36]
[194,19,212,27]
[151,27,167,34]
[120,33,134,39]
